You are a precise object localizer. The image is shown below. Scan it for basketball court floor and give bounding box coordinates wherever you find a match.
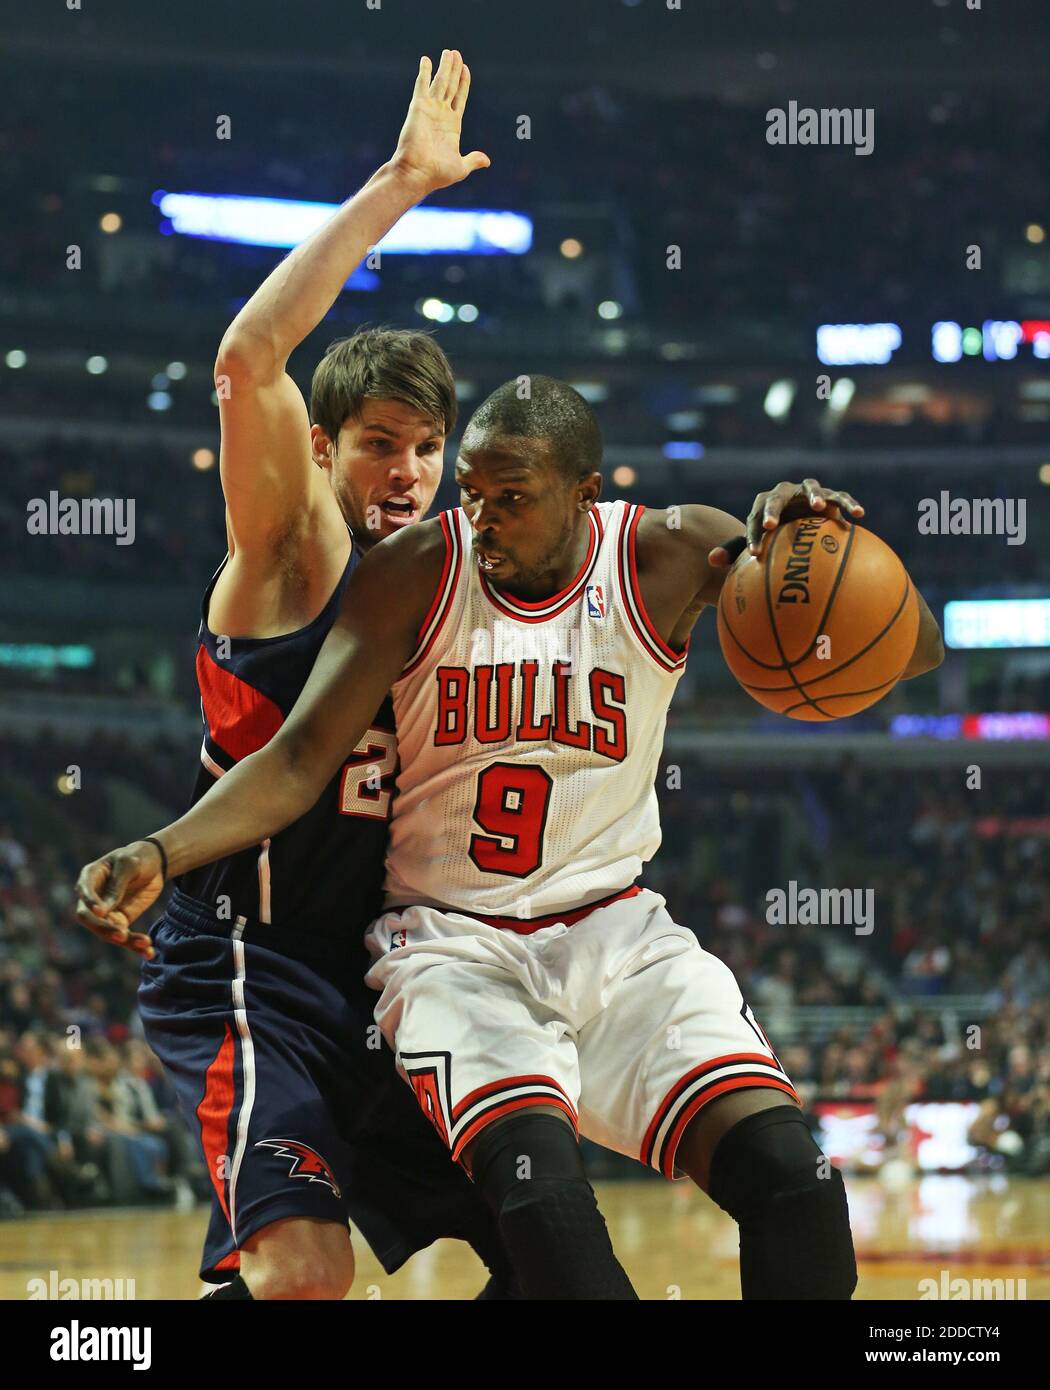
[3,1176,1047,1301]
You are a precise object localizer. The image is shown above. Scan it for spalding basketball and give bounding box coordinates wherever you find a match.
[716,515,919,721]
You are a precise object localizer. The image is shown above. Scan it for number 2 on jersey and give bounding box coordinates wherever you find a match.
[469,761,553,877]
[339,726,397,820]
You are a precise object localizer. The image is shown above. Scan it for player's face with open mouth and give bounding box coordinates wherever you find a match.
[328,399,445,541]
[456,435,584,599]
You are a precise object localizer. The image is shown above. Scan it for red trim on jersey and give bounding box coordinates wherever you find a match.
[452,1071,577,1122]
[195,646,285,762]
[640,1051,800,1177]
[213,1251,241,1273]
[402,511,460,678]
[450,1077,579,1162]
[197,1022,237,1223]
[616,505,689,673]
[462,883,642,935]
[627,506,689,664]
[453,1096,579,1161]
[658,1077,801,1180]
[479,507,604,623]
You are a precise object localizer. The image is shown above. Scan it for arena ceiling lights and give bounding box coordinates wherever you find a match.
[152,191,533,255]
[944,599,1050,650]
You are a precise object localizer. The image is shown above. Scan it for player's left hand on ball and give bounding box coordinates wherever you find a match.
[744,478,864,555]
[74,842,165,958]
[391,49,491,195]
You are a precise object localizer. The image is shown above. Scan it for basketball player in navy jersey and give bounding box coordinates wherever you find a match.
[75,51,517,1299]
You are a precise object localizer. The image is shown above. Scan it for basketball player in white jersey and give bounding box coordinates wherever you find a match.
[76,378,944,1299]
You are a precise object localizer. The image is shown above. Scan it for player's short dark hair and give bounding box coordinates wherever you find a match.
[465,376,603,484]
[310,327,458,440]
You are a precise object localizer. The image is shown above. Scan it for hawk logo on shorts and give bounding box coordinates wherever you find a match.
[255,1140,341,1198]
[585,584,606,619]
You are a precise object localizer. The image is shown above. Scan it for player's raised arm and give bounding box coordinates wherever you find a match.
[215,49,488,556]
[74,523,447,943]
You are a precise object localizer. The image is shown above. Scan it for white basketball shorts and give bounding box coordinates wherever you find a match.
[363,886,798,1178]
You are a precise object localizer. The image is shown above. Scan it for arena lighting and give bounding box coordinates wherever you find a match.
[5,349,27,368]
[85,356,108,375]
[456,303,479,322]
[891,713,1050,741]
[694,384,738,404]
[827,377,856,413]
[816,322,901,366]
[612,465,637,486]
[153,192,533,255]
[662,441,704,459]
[1026,223,1046,244]
[420,298,455,323]
[166,361,187,380]
[933,319,1050,362]
[147,390,173,412]
[598,300,623,320]
[571,382,609,403]
[560,237,583,259]
[191,448,215,471]
[763,379,796,420]
[983,319,1022,362]
[966,713,1050,740]
[0,643,94,670]
[931,320,963,363]
[943,599,1050,649]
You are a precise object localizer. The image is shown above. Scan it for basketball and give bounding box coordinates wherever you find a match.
[717,515,919,721]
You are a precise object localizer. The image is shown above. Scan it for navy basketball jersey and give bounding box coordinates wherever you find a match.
[177,539,396,941]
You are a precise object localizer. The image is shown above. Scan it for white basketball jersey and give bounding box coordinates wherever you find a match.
[383,500,688,917]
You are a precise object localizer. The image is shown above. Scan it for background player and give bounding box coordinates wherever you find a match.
[75,50,518,1300]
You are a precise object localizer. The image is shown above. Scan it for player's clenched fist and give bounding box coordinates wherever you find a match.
[74,841,165,958]
[390,49,490,195]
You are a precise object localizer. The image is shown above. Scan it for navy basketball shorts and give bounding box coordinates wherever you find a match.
[139,888,494,1283]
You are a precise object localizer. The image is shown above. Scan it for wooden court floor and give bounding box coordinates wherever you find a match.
[2,1177,1047,1301]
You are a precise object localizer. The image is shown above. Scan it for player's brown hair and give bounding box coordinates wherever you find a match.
[310,327,458,441]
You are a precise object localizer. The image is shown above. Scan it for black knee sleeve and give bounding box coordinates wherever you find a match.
[470,1113,637,1300]
[708,1105,857,1300]
[463,1220,524,1300]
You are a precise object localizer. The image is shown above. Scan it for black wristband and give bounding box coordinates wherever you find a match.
[143,836,169,882]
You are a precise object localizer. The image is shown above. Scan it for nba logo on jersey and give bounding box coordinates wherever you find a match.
[586,584,606,619]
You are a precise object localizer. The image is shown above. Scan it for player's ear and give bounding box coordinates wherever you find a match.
[311,424,335,473]
[578,471,602,510]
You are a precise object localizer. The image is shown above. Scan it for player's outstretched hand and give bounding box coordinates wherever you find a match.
[708,478,865,568]
[74,842,165,958]
[391,49,491,195]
